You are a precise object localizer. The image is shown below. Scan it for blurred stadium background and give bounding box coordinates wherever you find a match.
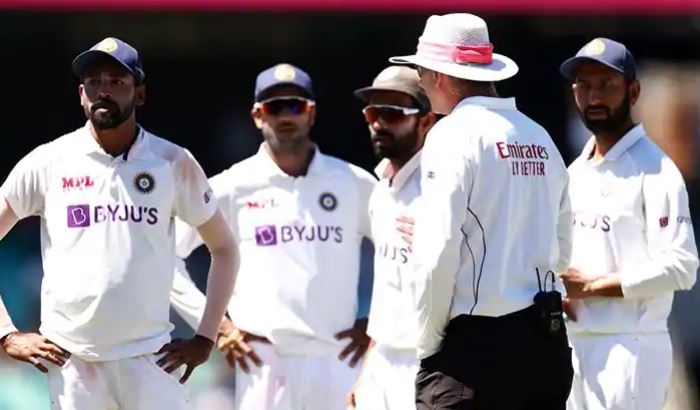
[1,1,700,409]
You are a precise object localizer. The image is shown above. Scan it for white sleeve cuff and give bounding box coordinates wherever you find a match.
[0,324,18,342]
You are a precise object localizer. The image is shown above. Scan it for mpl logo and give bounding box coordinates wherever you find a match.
[62,176,95,191]
[242,198,279,210]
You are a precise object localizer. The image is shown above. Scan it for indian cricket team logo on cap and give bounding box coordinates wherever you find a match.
[584,39,606,56]
[96,37,119,53]
[133,171,156,194]
[274,64,297,81]
[319,192,337,211]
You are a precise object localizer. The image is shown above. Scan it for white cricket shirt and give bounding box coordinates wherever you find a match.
[0,123,217,360]
[567,124,698,334]
[0,296,16,339]
[366,152,422,350]
[175,143,375,355]
[412,97,572,358]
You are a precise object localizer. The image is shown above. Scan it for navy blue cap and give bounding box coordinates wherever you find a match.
[560,38,636,81]
[72,37,145,84]
[254,64,314,102]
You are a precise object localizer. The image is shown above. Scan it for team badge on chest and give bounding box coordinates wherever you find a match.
[133,171,156,194]
[319,192,337,211]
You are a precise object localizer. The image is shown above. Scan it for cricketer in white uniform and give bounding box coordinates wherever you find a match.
[348,66,436,410]
[0,38,237,410]
[392,14,573,409]
[171,63,376,410]
[559,38,698,410]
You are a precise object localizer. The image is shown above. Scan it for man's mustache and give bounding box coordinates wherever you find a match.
[91,99,120,113]
[584,105,610,117]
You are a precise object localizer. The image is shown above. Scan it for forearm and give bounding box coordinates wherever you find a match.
[196,246,237,342]
[585,275,624,297]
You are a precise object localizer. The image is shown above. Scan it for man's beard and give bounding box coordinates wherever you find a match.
[373,127,419,161]
[85,98,135,130]
[579,92,631,135]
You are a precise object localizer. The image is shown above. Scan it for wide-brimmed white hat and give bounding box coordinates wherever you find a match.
[390,13,518,82]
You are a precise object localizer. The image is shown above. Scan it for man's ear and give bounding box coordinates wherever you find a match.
[135,85,146,106]
[251,106,264,130]
[308,104,317,128]
[419,111,437,137]
[629,80,641,106]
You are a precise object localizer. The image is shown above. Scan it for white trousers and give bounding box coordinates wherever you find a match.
[567,333,672,410]
[354,344,419,410]
[47,353,188,410]
[234,342,360,410]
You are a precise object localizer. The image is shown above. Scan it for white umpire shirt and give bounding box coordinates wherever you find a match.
[412,97,572,359]
[567,124,698,334]
[366,151,422,350]
[0,123,217,361]
[174,143,375,355]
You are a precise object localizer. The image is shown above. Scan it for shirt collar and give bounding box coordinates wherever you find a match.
[255,142,325,178]
[76,121,149,161]
[452,96,517,113]
[579,124,645,163]
[374,150,422,191]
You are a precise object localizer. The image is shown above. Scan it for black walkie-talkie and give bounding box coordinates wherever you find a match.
[534,268,565,337]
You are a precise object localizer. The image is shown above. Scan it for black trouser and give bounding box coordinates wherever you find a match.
[415,305,573,410]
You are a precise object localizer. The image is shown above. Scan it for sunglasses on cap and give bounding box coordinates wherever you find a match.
[255,97,315,116]
[362,105,422,124]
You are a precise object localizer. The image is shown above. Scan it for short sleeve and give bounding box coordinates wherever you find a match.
[175,168,238,259]
[173,149,217,228]
[1,146,49,219]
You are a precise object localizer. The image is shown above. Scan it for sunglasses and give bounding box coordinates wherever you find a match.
[256,97,314,116]
[362,105,421,124]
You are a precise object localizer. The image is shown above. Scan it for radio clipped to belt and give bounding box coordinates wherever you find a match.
[534,268,565,337]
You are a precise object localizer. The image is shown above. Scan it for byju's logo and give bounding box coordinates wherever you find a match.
[67,205,91,228]
[253,224,343,246]
[66,204,159,228]
[255,225,278,246]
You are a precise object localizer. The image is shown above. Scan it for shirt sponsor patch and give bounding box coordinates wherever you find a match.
[255,225,278,246]
[66,204,159,228]
[67,205,91,227]
[496,141,549,177]
[572,211,611,232]
[677,216,693,225]
[254,224,343,246]
[660,216,692,228]
[62,176,95,191]
[239,197,279,210]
